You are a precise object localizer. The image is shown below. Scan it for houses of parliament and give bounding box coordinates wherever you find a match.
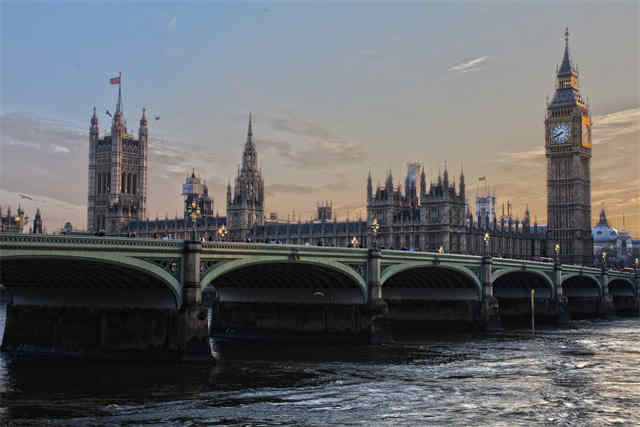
[88,30,600,265]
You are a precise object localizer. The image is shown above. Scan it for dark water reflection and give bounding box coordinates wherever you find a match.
[1,308,639,425]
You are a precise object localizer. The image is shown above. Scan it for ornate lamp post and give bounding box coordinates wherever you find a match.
[369,218,380,249]
[217,224,229,242]
[186,200,201,241]
[554,243,560,266]
[601,251,607,271]
[634,257,639,273]
[483,232,490,257]
[351,236,358,248]
[438,246,445,255]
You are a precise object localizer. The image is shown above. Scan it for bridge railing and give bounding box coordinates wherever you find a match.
[0,233,184,250]
[201,240,369,259]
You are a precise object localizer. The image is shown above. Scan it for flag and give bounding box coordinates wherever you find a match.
[110,76,121,85]
[478,176,486,181]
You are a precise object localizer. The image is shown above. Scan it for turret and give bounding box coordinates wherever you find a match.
[459,166,465,197]
[420,167,426,199]
[443,162,449,187]
[227,182,232,203]
[385,169,393,192]
[139,107,148,137]
[367,170,373,201]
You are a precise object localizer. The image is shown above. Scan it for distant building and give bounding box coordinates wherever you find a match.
[0,205,27,233]
[226,114,265,242]
[182,171,213,219]
[32,208,43,234]
[367,165,547,257]
[592,208,635,268]
[316,201,333,222]
[87,80,148,234]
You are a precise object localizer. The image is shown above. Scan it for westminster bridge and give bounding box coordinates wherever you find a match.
[1,234,638,360]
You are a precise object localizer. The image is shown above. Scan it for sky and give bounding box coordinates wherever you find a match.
[1,1,638,236]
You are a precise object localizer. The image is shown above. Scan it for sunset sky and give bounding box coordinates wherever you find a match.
[1,2,638,236]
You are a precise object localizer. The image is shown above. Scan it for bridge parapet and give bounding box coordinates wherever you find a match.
[0,233,183,250]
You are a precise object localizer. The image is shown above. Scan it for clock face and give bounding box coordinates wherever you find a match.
[552,123,570,143]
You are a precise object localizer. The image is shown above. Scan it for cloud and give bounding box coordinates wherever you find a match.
[448,56,488,73]
[256,115,366,169]
[265,183,314,197]
[52,144,70,153]
[168,16,177,30]
[591,107,640,145]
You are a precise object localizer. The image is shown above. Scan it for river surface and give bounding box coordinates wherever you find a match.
[1,305,639,426]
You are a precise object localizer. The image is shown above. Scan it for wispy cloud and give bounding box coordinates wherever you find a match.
[592,107,640,145]
[265,183,314,197]
[448,56,488,73]
[52,144,70,153]
[168,16,177,30]
[258,114,366,169]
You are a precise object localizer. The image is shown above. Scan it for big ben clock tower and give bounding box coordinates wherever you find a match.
[545,29,593,266]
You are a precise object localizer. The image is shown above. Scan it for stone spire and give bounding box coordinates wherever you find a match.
[242,113,258,171]
[598,207,608,225]
[385,169,393,191]
[367,170,373,200]
[443,161,449,187]
[459,164,465,196]
[558,28,574,75]
[91,105,98,127]
[420,166,426,197]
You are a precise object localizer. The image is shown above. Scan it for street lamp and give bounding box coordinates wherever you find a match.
[369,218,380,249]
[634,257,639,274]
[186,200,201,241]
[351,236,358,248]
[217,224,229,241]
[483,232,490,256]
[601,251,607,268]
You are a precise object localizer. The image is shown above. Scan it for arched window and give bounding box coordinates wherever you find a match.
[121,173,126,193]
[127,173,132,194]
[132,174,137,194]
[97,174,102,194]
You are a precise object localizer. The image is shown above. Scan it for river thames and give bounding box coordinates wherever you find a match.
[1,305,639,426]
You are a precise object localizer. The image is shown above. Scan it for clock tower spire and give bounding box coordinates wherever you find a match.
[545,28,593,265]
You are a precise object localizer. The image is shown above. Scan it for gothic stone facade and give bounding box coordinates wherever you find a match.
[87,85,148,234]
[226,114,265,242]
[545,29,593,265]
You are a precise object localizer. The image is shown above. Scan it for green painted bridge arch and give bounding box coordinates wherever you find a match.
[0,251,183,309]
[200,256,368,304]
[491,267,555,299]
[561,272,602,298]
[609,277,636,297]
[380,262,483,301]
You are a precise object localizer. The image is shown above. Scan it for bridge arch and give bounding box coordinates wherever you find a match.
[609,277,636,298]
[0,251,182,308]
[380,262,482,300]
[200,257,367,304]
[561,273,602,298]
[491,268,554,299]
